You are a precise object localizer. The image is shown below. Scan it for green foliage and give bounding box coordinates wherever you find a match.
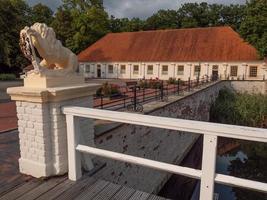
[31,3,53,25]
[145,10,179,30]
[167,77,177,84]
[0,73,16,81]
[239,0,267,58]
[0,0,31,71]
[96,82,121,97]
[210,89,267,127]
[52,0,109,54]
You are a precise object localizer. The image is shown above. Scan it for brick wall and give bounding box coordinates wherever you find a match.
[16,96,94,177]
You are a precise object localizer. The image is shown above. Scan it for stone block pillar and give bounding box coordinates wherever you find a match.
[7,84,99,178]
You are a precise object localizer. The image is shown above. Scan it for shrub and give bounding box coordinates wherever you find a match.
[148,78,161,89]
[167,77,176,84]
[0,73,16,81]
[210,88,267,128]
[138,80,149,88]
[96,82,121,97]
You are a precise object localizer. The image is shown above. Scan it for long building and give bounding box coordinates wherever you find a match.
[78,26,267,80]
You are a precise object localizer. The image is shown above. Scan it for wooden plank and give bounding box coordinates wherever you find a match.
[0,180,24,196]
[128,191,150,200]
[77,144,201,179]
[147,194,169,200]
[92,182,121,200]
[199,135,217,200]
[62,107,267,142]
[66,115,82,181]
[16,176,67,200]
[56,176,97,200]
[110,186,136,200]
[0,176,31,196]
[215,173,267,193]
[75,180,109,200]
[37,179,76,200]
[0,179,41,200]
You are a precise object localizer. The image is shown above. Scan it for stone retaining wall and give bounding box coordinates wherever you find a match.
[92,81,228,194]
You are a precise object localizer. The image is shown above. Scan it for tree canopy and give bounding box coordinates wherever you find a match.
[0,0,266,74]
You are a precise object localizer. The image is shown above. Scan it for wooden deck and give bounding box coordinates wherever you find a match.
[0,174,169,200]
[0,130,169,200]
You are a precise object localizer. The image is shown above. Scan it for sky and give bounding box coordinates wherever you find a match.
[27,0,246,19]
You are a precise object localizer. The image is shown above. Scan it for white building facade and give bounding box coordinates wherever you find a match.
[79,61,267,81]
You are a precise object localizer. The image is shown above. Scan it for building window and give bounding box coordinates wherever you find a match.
[108,65,114,74]
[212,65,218,70]
[162,65,168,75]
[133,65,139,75]
[230,66,238,77]
[194,65,201,76]
[85,64,91,73]
[177,65,184,75]
[147,65,153,75]
[249,66,257,77]
[120,65,126,74]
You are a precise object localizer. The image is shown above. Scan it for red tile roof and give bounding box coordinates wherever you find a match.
[78,26,260,62]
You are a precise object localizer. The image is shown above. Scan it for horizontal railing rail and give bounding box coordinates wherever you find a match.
[62,107,267,200]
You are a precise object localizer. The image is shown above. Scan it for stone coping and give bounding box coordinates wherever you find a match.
[7,83,100,103]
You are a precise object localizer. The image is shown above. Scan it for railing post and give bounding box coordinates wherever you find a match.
[100,95,103,109]
[66,115,82,181]
[200,134,217,200]
[188,77,191,92]
[133,85,137,111]
[143,87,145,102]
[177,79,180,95]
[160,81,164,101]
[123,92,126,108]
[155,85,157,100]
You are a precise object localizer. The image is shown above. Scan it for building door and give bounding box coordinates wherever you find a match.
[97,65,101,78]
[212,65,219,80]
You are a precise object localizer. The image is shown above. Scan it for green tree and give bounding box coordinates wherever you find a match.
[31,3,54,25]
[51,7,74,47]
[239,0,267,58]
[109,17,145,32]
[0,0,31,73]
[220,4,246,30]
[51,0,109,54]
[178,3,211,28]
[145,10,179,30]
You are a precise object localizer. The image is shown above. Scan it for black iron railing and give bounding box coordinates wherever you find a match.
[93,76,217,111]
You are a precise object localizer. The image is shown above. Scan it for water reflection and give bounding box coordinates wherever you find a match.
[215,140,267,200]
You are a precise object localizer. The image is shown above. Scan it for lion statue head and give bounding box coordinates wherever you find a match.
[20,23,78,75]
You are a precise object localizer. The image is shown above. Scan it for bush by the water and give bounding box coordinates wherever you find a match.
[210,89,267,128]
[0,73,16,81]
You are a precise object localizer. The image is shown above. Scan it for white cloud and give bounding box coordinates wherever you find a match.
[27,0,246,19]
[104,0,246,19]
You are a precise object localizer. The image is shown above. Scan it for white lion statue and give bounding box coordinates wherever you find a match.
[20,23,78,75]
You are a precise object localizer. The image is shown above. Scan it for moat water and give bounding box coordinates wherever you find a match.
[192,140,267,200]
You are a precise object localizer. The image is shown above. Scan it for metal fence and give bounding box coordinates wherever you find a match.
[93,76,217,111]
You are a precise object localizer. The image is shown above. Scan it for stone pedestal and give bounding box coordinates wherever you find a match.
[7,83,99,178]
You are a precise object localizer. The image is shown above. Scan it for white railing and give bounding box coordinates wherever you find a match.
[62,107,267,200]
